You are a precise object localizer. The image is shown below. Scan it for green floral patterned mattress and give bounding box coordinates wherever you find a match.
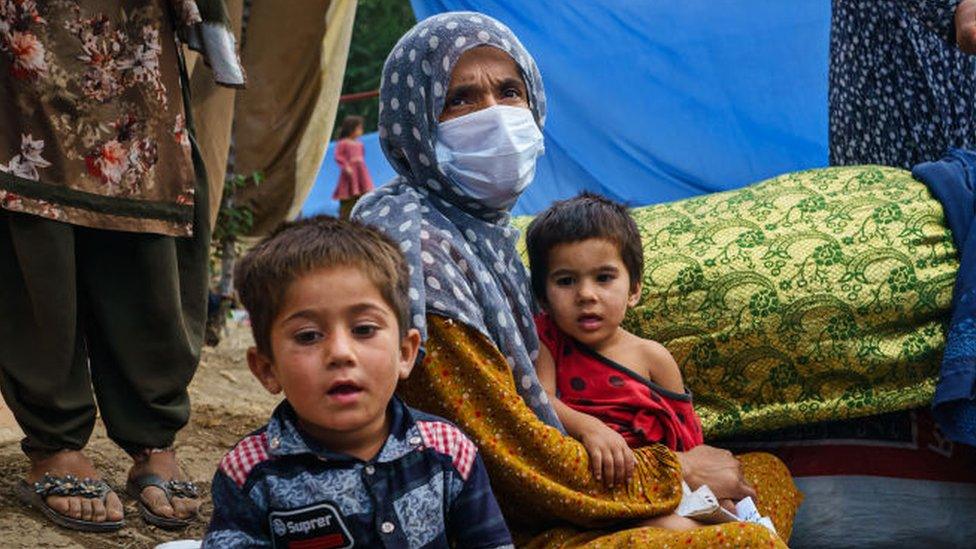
[514,166,958,438]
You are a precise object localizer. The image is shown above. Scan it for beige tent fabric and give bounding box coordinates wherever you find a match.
[185,0,244,229]
[231,0,358,235]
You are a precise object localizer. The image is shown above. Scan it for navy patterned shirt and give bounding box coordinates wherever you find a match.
[830,0,976,168]
[203,397,513,548]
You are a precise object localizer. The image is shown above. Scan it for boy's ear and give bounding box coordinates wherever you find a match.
[397,328,422,380]
[628,281,642,307]
[247,346,283,395]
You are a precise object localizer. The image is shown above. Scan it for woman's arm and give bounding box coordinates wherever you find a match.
[676,445,757,502]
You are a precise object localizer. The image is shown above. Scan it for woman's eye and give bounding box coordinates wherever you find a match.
[294,331,322,345]
[352,324,379,337]
[555,276,573,286]
[597,273,615,283]
[448,96,468,107]
[503,88,522,99]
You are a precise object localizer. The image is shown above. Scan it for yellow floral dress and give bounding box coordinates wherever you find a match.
[400,315,802,547]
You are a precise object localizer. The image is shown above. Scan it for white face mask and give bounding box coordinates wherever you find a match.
[434,105,545,209]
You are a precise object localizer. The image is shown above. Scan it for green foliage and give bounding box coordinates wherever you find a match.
[213,171,263,246]
[205,171,262,343]
[334,0,415,137]
[210,171,262,282]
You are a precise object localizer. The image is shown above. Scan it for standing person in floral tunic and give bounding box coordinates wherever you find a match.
[0,0,243,532]
[829,0,976,168]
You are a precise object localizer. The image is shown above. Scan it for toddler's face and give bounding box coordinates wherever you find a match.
[248,265,419,445]
[544,238,640,350]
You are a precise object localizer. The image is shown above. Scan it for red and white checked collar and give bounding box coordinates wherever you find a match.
[220,432,271,488]
[414,420,477,480]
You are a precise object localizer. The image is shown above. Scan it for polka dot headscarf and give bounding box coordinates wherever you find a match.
[353,11,562,430]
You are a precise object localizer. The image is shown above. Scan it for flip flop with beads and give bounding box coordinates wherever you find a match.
[16,474,124,532]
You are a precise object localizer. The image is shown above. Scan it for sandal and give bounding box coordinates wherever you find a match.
[126,474,200,530]
[16,473,124,532]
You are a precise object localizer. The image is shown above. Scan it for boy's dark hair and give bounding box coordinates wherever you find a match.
[338,115,365,138]
[525,192,643,303]
[235,215,410,357]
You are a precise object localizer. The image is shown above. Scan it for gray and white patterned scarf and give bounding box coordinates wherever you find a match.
[352,11,562,430]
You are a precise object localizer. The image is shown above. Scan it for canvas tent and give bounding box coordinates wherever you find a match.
[189,0,358,233]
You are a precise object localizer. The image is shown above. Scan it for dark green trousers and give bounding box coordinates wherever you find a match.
[0,177,209,456]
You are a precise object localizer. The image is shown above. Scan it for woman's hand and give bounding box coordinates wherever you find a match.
[578,417,635,488]
[676,445,756,502]
[957,0,976,54]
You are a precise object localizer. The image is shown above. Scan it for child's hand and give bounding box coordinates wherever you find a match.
[578,418,635,488]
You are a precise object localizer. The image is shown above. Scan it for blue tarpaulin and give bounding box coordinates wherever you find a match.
[303,0,830,218]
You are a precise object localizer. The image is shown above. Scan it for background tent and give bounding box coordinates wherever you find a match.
[230,0,359,235]
[303,0,830,218]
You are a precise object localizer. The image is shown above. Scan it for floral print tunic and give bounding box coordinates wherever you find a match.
[829,0,976,169]
[0,0,199,236]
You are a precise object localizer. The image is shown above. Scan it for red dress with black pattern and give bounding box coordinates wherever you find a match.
[535,313,704,452]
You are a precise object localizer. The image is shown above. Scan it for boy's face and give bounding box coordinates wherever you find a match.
[544,238,640,350]
[248,265,420,447]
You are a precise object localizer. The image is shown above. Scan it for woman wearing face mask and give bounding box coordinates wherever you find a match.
[354,12,801,546]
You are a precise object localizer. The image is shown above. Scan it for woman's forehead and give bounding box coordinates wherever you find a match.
[448,46,524,86]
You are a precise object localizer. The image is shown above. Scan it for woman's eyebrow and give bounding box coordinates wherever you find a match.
[497,77,526,90]
[445,82,479,99]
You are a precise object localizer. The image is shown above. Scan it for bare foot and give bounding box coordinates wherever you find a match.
[127,449,200,520]
[27,450,124,524]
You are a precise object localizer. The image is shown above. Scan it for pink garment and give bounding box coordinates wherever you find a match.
[332,138,375,200]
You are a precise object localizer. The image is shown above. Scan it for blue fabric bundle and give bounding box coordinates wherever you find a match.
[913,148,976,446]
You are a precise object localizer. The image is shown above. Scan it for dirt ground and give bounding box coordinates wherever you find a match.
[0,322,275,548]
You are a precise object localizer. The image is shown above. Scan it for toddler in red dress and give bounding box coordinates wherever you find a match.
[526,193,705,515]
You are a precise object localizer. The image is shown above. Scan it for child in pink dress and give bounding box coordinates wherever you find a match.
[333,115,375,219]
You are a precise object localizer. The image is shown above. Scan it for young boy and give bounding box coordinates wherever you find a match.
[203,216,513,548]
[526,193,705,491]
